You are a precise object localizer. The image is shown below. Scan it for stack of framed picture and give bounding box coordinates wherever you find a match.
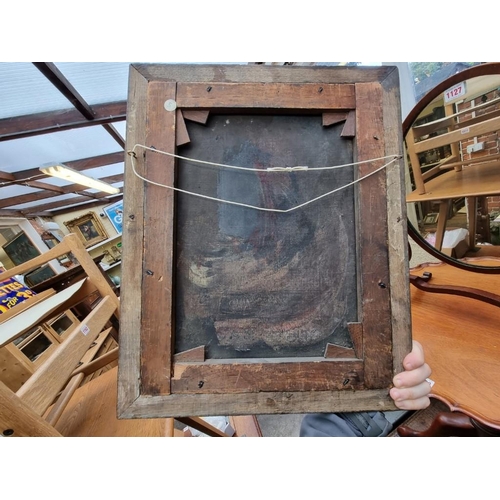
[2,231,56,287]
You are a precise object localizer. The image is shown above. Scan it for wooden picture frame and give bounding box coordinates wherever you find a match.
[24,264,57,287]
[63,212,108,248]
[118,64,410,419]
[2,231,41,266]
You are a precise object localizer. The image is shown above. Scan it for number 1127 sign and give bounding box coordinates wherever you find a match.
[444,81,467,103]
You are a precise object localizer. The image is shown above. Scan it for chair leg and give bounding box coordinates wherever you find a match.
[397,412,477,437]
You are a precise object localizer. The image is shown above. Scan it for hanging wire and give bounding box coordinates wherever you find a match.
[128,144,401,214]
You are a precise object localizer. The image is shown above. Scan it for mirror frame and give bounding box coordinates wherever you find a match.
[404,62,500,273]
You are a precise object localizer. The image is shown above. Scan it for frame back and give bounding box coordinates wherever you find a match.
[118,64,411,418]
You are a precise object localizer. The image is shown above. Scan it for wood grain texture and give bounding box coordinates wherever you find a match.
[173,346,205,362]
[0,381,62,437]
[44,372,85,426]
[380,67,412,377]
[410,262,500,430]
[64,234,120,319]
[55,367,170,437]
[229,415,263,437]
[119,64,406,417]
[406,161,500,202]
[120,388,398,419]
[347,322,363,359]
[176,109,190,146]
[172,359,364,393]
[0,344,33,391]
[322,111,348,127]
[133,64,396,86]
[412,96,500,139]
[341,110,356,137]
[71,344,118,376]
[355,82,393,389]
[437,152,500,171]
[182,109,210,124]
[323,344,357,359]
[16,296,117,416]
[413,114,500,154]
[119,65,148,413]
[139,81,177,395]
[177,83,355,109]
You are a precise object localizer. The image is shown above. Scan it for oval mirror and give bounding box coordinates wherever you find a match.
[404,62,500,273]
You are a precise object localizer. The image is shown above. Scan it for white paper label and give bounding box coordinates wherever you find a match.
[444,81,466,103]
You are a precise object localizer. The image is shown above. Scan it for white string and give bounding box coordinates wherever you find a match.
[128,146,400,214]
[0,173,46,187]
[131,143,399,173]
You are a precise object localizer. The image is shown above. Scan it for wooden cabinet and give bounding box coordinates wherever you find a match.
[0,307,81,391]
[44,309,79,341]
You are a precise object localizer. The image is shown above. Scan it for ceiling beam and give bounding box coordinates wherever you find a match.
[0,189,61,209]
[11,151,125,181]
[23,188,124,213]
[23,181,64,193]
[0,174,124,209]
[0,171,16,182]
[33,62,96,120]
[47,195,123,217]
[0,209,26,217]
[65,152,125,173]
[103,123,126,149]
[0,101,127,142]
[32,62,126,146]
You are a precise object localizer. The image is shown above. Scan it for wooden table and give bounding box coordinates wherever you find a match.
[410,258,500,433]
[406,162,500,251]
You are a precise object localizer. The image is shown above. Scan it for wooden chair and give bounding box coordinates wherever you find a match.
[0,293,118,436]
[406,95,500,252]
[0,233,120,392]
[0,234,262,437]
[0,232,120,321]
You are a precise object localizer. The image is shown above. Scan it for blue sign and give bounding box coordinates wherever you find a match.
[103,200,123,234]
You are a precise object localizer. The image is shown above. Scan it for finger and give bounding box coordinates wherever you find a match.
[392,394,431,411]
[393,363,432,389]
[390,380,432,404]
[403,340,425,371]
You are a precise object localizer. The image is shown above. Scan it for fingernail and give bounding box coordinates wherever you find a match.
[391,389,401,400]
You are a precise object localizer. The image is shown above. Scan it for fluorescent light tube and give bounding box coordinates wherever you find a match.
[40,163,120,195]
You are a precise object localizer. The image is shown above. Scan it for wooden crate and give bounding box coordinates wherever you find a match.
[118,64,410,418]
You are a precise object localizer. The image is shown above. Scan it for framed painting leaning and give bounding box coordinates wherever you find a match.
[64,212,108,248]
[2,231,41,266]
[118,64,411,419]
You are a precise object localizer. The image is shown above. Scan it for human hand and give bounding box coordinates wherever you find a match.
[390,340,432,410]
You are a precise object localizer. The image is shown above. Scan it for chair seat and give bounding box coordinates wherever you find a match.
[53,366,172,437]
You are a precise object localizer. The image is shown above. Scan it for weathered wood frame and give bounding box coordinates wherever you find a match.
[118,64,411,418]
